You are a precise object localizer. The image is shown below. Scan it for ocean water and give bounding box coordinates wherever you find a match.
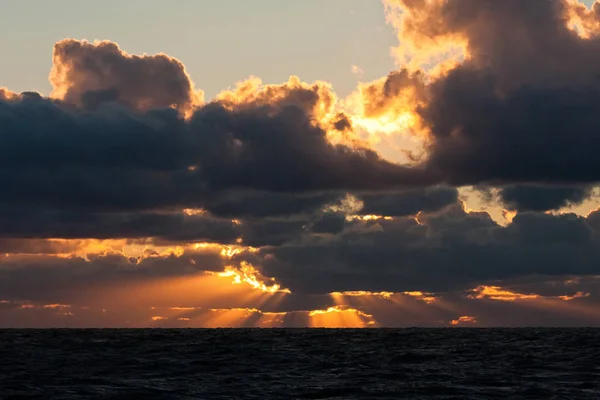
[1,328,599,399]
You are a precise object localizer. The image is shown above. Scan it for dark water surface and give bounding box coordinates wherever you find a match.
[1,329,600,399]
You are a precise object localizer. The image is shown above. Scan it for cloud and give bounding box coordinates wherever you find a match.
[421,68,600,185]
[6,196,598,318]
[202,191,339,219]
[359,186,458,216]
[0,207,240,243]
[433,2,600,182]
[586,207,600,231]
[0,88,18,101]
[357,69,426,121]
[0,85,434,217]
[50,39,203,112]
[498,184,594,212]
[351,65,364,77]
[372,1,600,191]
[253,204,600,295]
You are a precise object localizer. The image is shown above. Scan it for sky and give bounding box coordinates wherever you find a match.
[3,0,600,328]
[1,0,396,99]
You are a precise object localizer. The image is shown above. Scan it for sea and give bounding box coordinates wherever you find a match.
[1,328,599,399]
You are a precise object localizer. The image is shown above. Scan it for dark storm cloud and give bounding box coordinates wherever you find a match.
[408,0,600,187]
[422,71,600,185]
[0,74,442,248]
[586,208,600,231]
[498,184,594,212]
[250,205,600,295]
[240,218,308,247]
[0,207,240,244]
[310,212,347,235]
[202,191,340,219]
[189,102,432,193]
[359,186,458,216]
[0,91,430,213]
[500,212,594,247]
[234,188,460,246]
[156,178,430,223]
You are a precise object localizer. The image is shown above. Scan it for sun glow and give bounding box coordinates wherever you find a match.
[503,210,518,224]
[308,306,376,328]
[352,111,417,136]
[331,291,394,300]
[468,286,591,302]
[347,215,394,222]
[192,308,287,328]
[151,305,380,328]
[182,208,206,216]
[558,292,590,301]
[468,286,541,302]
[450,316,477,326]
[216,262,291,294]
[565,0,600,39]
[218,245,259,259]
[403,291,437,304]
